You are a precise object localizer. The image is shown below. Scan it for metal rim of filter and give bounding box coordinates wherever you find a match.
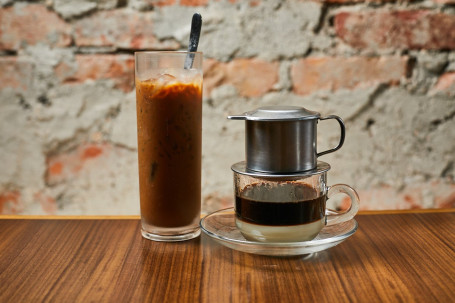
[231,161,331,178]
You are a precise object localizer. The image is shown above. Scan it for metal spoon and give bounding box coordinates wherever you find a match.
[184,13,202,70]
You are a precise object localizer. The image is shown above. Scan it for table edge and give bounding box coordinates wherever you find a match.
[0,208,453,220]
[357,208,455,215]
[0,215,141,220]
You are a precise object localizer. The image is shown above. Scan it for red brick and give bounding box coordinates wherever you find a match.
[203,58,279,97]
[129,0,176,9]
[335,10,455,51]
[291,56,409,95]
[152,0,177,5]
[46,143,112,186]
[225,0,262,4]
[203,58,226,97]
[436,191,455,208]
[0,191,23,215]
[180,0,209,5]
[315,0,411,2]
[49,162,64,176]
[73,9,179,50]
[0,4,71,51]
[55,54,135,92]
[0,57,34,91]
[433,0,455,3]
[310,0,366,2]
[82,146,104,159]
[430,72,455,96]
[34,192,57,215]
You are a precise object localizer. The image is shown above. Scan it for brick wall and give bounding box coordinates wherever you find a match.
[0,0,454,215]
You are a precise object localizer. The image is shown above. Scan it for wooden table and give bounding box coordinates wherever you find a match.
[0,210,454,302]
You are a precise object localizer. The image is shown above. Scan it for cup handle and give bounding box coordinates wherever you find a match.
[325,184,360,226]
[317,115,346,157]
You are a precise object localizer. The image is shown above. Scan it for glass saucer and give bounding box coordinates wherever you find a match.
[200,208,358,256]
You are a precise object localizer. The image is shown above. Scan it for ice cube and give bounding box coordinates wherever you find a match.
[181,68,202,83]
[156,73,177,86]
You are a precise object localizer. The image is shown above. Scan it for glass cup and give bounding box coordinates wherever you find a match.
[135,51,203,241]
[232,161,359,242]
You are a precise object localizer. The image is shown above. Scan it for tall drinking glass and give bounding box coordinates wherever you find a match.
[135,51,202,241]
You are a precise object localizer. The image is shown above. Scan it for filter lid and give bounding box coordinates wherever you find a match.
[228,106,320,121]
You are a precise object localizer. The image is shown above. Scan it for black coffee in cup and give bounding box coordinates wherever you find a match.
[235,182,327,242]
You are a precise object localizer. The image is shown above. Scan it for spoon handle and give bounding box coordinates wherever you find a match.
[184,13,202,69]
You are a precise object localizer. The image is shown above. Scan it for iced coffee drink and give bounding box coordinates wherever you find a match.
[135,52,202,241]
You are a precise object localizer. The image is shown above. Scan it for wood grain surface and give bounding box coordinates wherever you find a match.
[0,210,454,302]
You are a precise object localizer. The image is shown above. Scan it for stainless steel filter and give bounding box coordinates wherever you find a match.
[228,106,345,173]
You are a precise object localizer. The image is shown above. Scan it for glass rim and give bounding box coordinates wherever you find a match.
[134,51,203,55]
[231,161,331,178]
